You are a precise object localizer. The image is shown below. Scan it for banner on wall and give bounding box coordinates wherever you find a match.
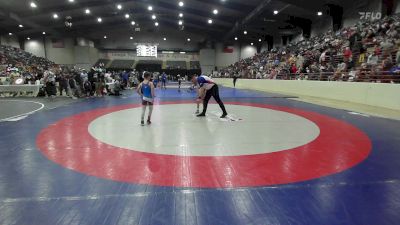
[51,39,65,48]
[223,46,234,53]
[101,50,200,61]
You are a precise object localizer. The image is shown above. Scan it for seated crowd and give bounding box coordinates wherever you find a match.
[219,13,400,83]
[0,46,140,97]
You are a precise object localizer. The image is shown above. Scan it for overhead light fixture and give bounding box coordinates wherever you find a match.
[104,35,107,39]
[27,37,31,40]
[130,36,133,40]
[317,11,323,16]
[180,52,186,54]
[179,13,183,18]
[273,10,278,15]
[30,2,37,8]
[208,19,213,24]
[97,17,102,23]
[178,1,184,7]
[19,24,24,28]
[155,22,159,26]
[85,9,90,14]
[117,4,122,10]
[259,38,262,42]
[163,37,167,41]
[53,14,59,19]
[42,31,46,35]
[251,42,254,45]
[148,5,153,11]
[243,30,247,35]
[178,20,183,25]
[68,0,74,2]
[125,14,130,19]
[213,9,218,15]
[187,38,191,42]
[152,14,157,20]
[131,21,135,25]
[234,37,238,40]
[9,33,12,36]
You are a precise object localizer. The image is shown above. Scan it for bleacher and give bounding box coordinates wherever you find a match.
[108,60,135,70]
[94,59,110,67]
[190,61,200,69]
[135,60,163,72]
[166,61,187,69]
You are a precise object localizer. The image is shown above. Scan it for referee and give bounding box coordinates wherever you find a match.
[191,74,228,118]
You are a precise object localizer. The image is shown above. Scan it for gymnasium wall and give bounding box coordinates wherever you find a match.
[342,0,382,28]
[200,49,216,74]
[22,37,99,69]
[396,1,400,13]
[215,43,240,68]
[310,16,333,37]
[98,28,201,51]
[240,45,258,60]
[214,78,400,111]
[0,35,20,48]
[24,39,46,58]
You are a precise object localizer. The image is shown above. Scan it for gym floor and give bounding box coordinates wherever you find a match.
[0,84,399,225]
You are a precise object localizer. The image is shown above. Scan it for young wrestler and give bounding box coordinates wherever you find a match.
[137,72,155,126]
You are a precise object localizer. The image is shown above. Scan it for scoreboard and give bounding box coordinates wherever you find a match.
[136,44,157,57]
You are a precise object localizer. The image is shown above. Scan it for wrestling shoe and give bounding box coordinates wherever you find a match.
[220,113,228,118]
[196,113,206,117]
[141,120,145,126]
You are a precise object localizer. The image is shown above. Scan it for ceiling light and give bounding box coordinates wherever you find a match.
[97,17,102,23]
[27,37,31,40]
[42,31,46,35]
[243,30,247,35]
[131,21,135,25]
[251,43,254,45]
[273,10,278,15]
[179,13,183,17]
[104,35,107,39]
[148,5,153,11]
[234,37,238,40]
[155,22,159,26]
[85,9,90,14]
[259,38,262,42]
[19,24,24,28]
[213,9,218,15]
[68,0,74,2]
[208,19,213,24]
[187,38,191,42]
[178,20,183,25]
[130,36,133,40]
[180,52,186,54]
[30,2,37,8]
[9,33,12,36]
[317,11,323,16]
[117,4,122,10]
[178,1,184,7]
[152,14,157,20]
[163,37,167,41]
[53,14,58,19]
[125,14,130,19]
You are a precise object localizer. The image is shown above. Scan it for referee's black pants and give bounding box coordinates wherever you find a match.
[202,84,227,115]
